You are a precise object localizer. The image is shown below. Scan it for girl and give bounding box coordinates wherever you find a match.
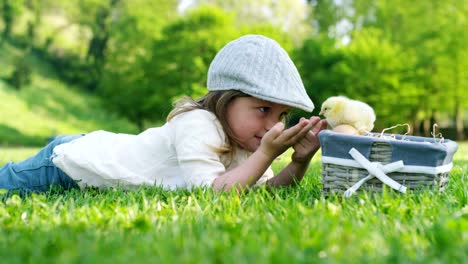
[0,35,327,195]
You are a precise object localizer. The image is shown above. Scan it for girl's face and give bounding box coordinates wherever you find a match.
[226,97,290,152]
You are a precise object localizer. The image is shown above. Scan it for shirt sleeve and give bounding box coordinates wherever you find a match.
[172,110,227,189]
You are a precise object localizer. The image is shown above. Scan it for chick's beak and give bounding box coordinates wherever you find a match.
[319,110,324,116]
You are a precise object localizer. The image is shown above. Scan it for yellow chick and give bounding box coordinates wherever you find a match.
[319,96,376,135]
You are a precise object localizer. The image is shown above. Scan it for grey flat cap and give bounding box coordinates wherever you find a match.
[207,34,314,112]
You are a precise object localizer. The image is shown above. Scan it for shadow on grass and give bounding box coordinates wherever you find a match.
[0,124,48,146]
[1,41,137,136]
[19,76,137,134]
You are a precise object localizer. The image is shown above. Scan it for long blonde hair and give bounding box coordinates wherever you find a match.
[167,90,250,154]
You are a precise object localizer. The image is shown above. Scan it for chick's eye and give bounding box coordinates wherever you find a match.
[279,112,289,120]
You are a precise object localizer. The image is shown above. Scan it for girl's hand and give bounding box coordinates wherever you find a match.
[259,118,317,159]
[291,117,328,163]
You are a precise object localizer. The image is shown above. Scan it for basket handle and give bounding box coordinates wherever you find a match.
[348,148,407,194]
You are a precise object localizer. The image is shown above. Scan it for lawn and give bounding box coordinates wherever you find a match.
[0,143,466,263]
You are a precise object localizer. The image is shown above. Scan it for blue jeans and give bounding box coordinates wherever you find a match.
[0,135,83,197]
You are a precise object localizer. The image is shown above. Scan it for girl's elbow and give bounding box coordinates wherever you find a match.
[211,177,231,192]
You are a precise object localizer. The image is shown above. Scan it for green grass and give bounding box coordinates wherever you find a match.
[0,143,466,263]
[0,42,138,146]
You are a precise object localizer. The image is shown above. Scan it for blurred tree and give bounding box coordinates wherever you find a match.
[336,28,421,131]
[101,5,291,129]
[295,28,420,131]
[436,0,467,140]
[8,54,32,89]
[293,36,346,117]
[72,0,121,90]
[1,0,24,40]
[306,0,349,38]
[33,0,177,92]
[23,0,49,46]
[84,1,118,66]
[188,0,312,44]
[136,6,238,129]
[142,6,292,127]
[98,0,178,130]
[362,0,467,138]
[300,0,467,138]
[58,0,112,62]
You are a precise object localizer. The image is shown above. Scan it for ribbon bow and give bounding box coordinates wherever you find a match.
[344,148,407,197]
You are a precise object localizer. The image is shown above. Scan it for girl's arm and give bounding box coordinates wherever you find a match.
[212,148,275,191]
[267,118,328,187]
[266,149,315,187]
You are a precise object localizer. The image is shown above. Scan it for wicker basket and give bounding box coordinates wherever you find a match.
[318,130,458,196]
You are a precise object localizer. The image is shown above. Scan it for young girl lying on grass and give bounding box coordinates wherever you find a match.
[0,35,327,196]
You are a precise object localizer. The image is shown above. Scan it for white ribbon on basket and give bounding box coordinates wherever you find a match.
[344,148,408,197]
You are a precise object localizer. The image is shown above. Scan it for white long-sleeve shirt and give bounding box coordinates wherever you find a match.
[52,109,274,190]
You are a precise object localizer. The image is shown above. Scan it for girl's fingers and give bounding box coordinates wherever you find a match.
[264,122,285,141]
[308,116,321,124]
[276,117,318,144]
[295,130,315,147]
[290,117,320,138]
[272,116,325,147]
[292,120,317,141]
[276,119,309,142]
[311,119,328,135]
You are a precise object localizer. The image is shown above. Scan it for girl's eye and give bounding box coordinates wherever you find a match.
[258,107,270,113]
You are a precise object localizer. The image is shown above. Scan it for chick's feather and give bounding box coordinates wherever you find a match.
[320,96,376,135]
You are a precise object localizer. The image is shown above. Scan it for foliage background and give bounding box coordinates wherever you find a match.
[0,0,466,145]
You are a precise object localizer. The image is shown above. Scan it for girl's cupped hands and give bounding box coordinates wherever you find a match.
[291,117,328,163]
[260,116,327,160]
